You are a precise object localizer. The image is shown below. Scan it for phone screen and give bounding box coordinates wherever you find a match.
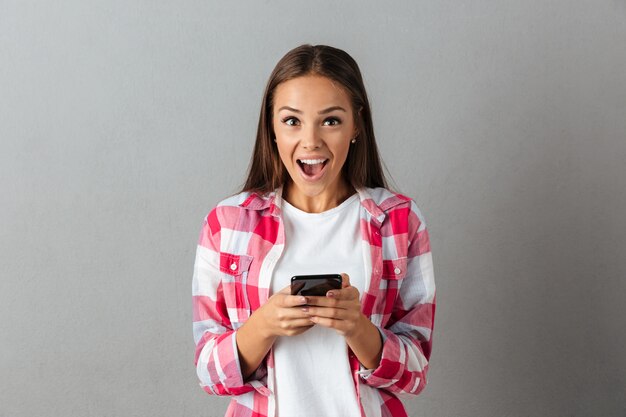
[290,274,342,296]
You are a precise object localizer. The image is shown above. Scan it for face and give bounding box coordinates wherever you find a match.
[272,75,358,211]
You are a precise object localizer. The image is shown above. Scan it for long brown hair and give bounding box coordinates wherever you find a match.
[241,44,388,193]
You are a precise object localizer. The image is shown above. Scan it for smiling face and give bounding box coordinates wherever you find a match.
[272,75,358,213]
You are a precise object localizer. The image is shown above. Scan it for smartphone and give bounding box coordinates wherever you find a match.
[290,274,342,297]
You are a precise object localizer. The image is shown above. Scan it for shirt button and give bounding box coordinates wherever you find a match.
[230,262,237,271]
[394,267,401,275]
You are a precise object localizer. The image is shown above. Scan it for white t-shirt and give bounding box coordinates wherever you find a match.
[270,193,365,417]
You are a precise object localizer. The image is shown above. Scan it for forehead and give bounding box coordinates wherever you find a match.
[273,75,352,110]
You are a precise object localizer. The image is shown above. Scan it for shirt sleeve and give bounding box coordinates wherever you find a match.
[192,209,268,396]
[358,201,436,395]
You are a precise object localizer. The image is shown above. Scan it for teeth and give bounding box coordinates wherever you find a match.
[299,159,326,165]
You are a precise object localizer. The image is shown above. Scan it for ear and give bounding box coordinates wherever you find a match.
[354,107,363,137]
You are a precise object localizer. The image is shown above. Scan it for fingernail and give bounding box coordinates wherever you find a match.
[301,307,309,313]
[300,296,307,304]
[327,291,335,297]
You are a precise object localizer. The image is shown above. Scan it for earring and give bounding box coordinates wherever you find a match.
[351,137,357,144]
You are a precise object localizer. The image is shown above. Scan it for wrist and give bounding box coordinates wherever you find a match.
[345,314,383,370]
[345,313,370,341]
[250,305,277,342]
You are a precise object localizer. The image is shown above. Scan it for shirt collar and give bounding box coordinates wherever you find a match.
[239,186,407,226]
[239,187,283,218]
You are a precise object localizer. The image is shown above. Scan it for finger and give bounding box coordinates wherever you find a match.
[282,318,317,329]
[282,294,309,307]
[284,323,316,337]
[302,295,336,307]
[308,316,347,332]
[303,306,348,320]
[276,285,309,307]
[277,306,315,321]
[304,294,351,307]
[341,273,351,288]
[326,285,359,301]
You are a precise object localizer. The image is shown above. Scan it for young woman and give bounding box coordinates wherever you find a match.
[192,44,436,417]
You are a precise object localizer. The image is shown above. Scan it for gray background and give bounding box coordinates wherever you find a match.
[1,1,625,416]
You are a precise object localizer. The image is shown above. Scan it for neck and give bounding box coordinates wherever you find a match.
[283,180,355,213]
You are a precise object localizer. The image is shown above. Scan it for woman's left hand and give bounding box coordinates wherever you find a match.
[305,273,384,369]
[302,273,366,337]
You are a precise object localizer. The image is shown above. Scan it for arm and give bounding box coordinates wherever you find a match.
[235,311,276,381]
[343,312,383,369]
[305,275,383,370]
[301,202,435,394]
[192,209,264,396]
[235,286,312,380]
[193,209,314,394]
[358,201,436,395]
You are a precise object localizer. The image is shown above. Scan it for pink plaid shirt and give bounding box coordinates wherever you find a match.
[192,187,436,417]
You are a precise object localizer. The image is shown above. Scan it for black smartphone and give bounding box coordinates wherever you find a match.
[290,274,342,297]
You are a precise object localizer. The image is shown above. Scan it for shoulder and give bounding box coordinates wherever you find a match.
[360,187,428,231]
[203,190,277,233]
[361,187,411,209]
[210,191,251,209]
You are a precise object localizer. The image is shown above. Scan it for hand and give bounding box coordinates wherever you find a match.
[302,274,383,369]
[257,285,315,338]
[301,274,366,338]
[236,285,314,379]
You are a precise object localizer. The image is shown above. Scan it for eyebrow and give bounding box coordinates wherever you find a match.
[277,106,347,114]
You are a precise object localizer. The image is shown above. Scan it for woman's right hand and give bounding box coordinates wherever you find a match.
[237,285,314,379]
[256,285,315,338]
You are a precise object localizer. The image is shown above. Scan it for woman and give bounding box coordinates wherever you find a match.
[192,44,436,417]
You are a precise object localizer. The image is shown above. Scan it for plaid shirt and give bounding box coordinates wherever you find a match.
[192,187,436,417]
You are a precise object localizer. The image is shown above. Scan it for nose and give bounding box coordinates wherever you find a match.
[300,125,322,150]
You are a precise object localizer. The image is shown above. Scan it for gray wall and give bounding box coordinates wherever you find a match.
[1,1,625,416]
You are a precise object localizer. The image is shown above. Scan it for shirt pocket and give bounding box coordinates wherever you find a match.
[219,252,253,276]
[376,257,407,322]
[381,257,408,281]
[218,252,254,322]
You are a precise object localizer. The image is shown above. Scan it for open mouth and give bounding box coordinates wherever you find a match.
[296,158,329,179]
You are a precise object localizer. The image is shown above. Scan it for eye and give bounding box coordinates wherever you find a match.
[282,117,300,126]
[323,117,341,126]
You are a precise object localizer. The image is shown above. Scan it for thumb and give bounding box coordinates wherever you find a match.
[341,273,351,288]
